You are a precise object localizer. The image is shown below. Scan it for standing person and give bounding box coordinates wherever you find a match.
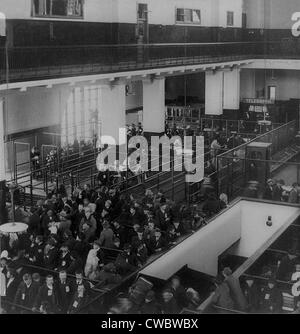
[14,274,40,313]
[211,275,235,313]
[98,221,115,248]
[259,278,282,313]
[264,179,275,201]
[167,276,187,309]
[79,207,97,242]
[84,248,100,280]
[57,244,72,271]
[30,235,45,267]
[66,251,83,275]
[242,277,260,313]
[161,289,180,314]
[44,239,59,270]
[222,267,247,311]
[56,270,74,314]
[276,249,299,282]
[33,275,59,313]
[115,244,138,275]
[210,136,222,166]
[288,183,299,204]
[3,268,19,313]
[68,284,89,314]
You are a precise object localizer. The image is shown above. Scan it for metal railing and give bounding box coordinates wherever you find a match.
[1,40,300,83]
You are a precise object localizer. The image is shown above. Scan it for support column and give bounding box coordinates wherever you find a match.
[223,68,240,110]
[98,83,126,146]
[143,78,165,136]
[0,98,5,180]
[205,70,224,116]
[0,97,7,224]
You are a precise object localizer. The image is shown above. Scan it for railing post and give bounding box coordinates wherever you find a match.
[171,158,175,201]
[29,172,33,207]
[90,167,93,187]
[45,171,48,194]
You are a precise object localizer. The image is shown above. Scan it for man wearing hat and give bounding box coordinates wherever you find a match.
[44,239,59,270]
[98,221,115,249]
[259,277,282,313]
[263,179,276,201]
[277,249,299,282]
[112,221,127,249]
[115,244,138,276]
[131,227,146,251]
[66,251,84,275]
[135,241,148,267]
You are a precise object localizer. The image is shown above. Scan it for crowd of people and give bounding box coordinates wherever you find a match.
[107,275,202,314]
[0,173,230,314]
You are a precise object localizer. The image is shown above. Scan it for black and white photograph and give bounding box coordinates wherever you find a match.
[1,0,300,321]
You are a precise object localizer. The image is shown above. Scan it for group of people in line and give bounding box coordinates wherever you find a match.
[0,174,230,314]
[212,249,300,314]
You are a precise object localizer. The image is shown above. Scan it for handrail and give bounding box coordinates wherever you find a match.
[242,273,294,287]
[218,120,296,158]
[1,299,41,314]
[2,41,270,50]
[213,305,247,314]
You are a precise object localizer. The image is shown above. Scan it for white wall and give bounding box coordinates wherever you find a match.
[241,69,300,100]
[244,0,299,29]
[229,201,300,258]
[126,80,143,111]
[218,0,243,28]
[0,0,31,19]
[140,202,241,279]
[2,86,63,135]
[0,0,243,27]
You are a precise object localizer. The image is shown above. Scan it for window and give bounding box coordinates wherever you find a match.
[176,8,201,24]
[268,86,276,101]
[138,3,148,20]
[242,13,247,29]
[227,11,234,26]
[32,0,83,18]
[61,86,99,146]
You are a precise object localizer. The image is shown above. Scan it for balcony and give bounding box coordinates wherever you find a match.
[0,41,300,84]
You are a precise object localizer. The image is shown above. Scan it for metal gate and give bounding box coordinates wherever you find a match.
[13,141,31,181]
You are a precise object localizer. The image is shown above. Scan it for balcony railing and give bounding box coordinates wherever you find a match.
[0,41,300,84]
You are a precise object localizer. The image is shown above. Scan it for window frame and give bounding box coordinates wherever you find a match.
[226,11,234,27]
[31,0,84,20]
[175,7,201,26]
